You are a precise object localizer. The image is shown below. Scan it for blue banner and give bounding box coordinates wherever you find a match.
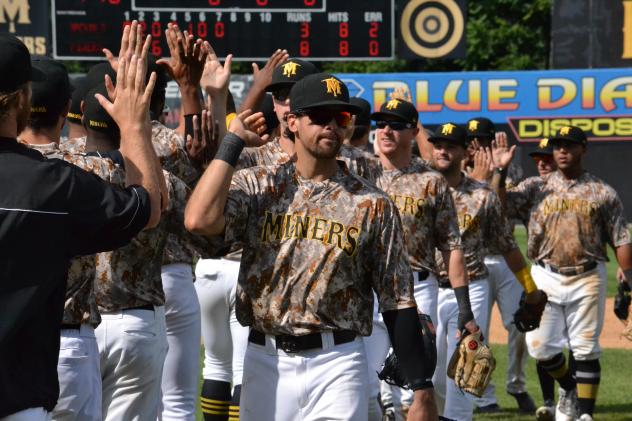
[337,68,632,142]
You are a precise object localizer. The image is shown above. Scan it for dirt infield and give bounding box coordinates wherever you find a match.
[488,298,632,350]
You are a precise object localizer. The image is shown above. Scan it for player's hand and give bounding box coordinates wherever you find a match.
[157,23,208,88]
[617,267,626,283]
[525,289,547,306]
[229,110,269,147]
[390,86,413,102]
[96,31,154,136]
[457,319,480,339]
[491,131,516,170]
[102,20,145,73]
[407,389,438,421]
[186,108,218,169]
[470,147,493,182]
[252,49,289,88]
[200,42,232,99]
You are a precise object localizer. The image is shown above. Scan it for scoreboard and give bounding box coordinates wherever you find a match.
[52,0,394,61]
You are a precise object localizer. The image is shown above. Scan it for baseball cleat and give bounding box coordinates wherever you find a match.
[535,399,555,421]
[555,387,578,421]
[576,414,593,421]
[509,391,537,413]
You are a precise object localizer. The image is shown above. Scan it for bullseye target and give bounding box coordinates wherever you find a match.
[400,0,465,58]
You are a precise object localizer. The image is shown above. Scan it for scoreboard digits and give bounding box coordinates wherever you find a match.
[52,0,394,61]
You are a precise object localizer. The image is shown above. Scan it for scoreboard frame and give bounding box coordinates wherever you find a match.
[131,0,328,12]
[51,0,395,62]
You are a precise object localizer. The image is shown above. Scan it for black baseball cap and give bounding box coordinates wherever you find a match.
[83,84,118,136]
[289,73,362,114]
[0,34,44,93]
[370,99,418,125]
[261,93,279,134]
[549,125,587,146]
[350,97,371,126]
[428,122,468,146]
[466,117,495,140]
[30,57,72,119]
[266,59,318,92]
[529,138,554,157]
[68,76,87,124]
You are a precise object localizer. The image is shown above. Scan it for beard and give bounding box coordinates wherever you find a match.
[309,135,342,159]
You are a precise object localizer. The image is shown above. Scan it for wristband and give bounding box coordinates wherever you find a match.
[454,286,474,331]
[215,132,245,167]
[514,266,538,294]
[496,167,508,188]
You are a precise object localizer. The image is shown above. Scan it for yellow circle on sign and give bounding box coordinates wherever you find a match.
[415,7,449,44]
[400,0,465,58]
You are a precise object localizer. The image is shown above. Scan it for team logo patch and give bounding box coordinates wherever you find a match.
[468,120,479,131]
[468,340,478,350]
[539,138,549,149]
[559,126,571,136]
[385,99,401,110]
[322,77,342,97]
[282,61,300,78]
[441,123,456,135]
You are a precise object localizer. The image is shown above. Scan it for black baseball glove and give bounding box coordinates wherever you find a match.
[614,282,631,321]
[513,290,547,333]
[378,313,436,389]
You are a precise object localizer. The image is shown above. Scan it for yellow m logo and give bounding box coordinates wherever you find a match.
[539,138,549,149]
[282,61,300,78]
[385,99,400,110]
[468,120,479,131]
[0,0,30,33]
[441,123,456,135]
[322,77,342,97]
[559,126,571,136]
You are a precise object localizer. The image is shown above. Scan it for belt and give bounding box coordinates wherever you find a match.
[414,270,429,282]
[60,323,81,330]
[248,329,356,354]
[438,275,485,289]
[536,260,597,276]
[123,304,154,311]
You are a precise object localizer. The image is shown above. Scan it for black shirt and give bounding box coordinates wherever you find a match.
[0,138,150,416]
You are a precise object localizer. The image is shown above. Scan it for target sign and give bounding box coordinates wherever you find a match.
[397,0,467,59]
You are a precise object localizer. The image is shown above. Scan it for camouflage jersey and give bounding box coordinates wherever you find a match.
[219,159,416,336]
[372,157,461,274]
[506,170,630,268]
[22,141,123,326]
[435,174,517,283]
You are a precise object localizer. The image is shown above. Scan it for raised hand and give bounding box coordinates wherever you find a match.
[157,23,208,88]
[102,20,145,72]
[186,108,218,169]
[470,147,493,182]
[200,41,232,98]
[390,86,412,102]
[491,131,516,170]
[229,110,269,147]
[252,49,289,89]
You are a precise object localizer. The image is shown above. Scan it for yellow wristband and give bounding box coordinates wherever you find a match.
[226,112,237,129]
[514,267,538,294]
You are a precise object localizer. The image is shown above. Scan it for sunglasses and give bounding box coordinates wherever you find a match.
[296,109,353,127]
[375,120,414,131]
[272,88,291,102]
[533,155,554,163]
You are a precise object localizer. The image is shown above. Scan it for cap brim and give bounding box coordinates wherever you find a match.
[292,101,363,115]
[30,67,46,82]
[428,135,467,145]
[265,81,294,92]
[370,111,410,122]
[549,136,585,144]
[528,151,553,157]
[467,131,493,139]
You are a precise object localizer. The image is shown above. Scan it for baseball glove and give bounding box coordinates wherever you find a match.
[378,313,436,389]
[614,282,631,321]
[513,290,548,333]
[447,330,496,397]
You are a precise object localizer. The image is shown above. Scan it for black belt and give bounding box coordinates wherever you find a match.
[248,329,356,354]
[438,280,451,289]
[123,304,154,311]
[60,323,81,330]
[415,270,429,282]
[536,260,597,276]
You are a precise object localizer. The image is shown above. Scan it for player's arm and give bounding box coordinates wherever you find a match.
[238,49,289,113]
[604,190,632,288]
[200,41,232,143]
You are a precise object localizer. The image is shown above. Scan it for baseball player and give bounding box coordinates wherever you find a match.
[362,99,474,421]
[499,125,632,421]
[0,32,162,421]
[428,122,546,421]
[347,97,373,153]
[186,73,440,421]
[464,117,536,414]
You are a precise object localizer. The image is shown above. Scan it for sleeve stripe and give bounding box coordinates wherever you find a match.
[0,207,68,215]
[122,187,142,230]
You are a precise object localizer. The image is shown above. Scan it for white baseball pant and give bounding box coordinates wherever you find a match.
[379,273,439,420]
[433,279,490,421]
[96,306,168,421]
[474,255,528,407]
[363,296,390,421]
[160,264,201,421]
[0,409,51,421]
[195,258,249,387]
[52,324,101,421]
[240,334,368,421]
[526,263,606,361]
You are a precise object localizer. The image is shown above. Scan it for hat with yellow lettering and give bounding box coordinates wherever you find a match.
[370,98,418,125]
[266,58,318,92]
[289,73,362,114]
[428,122,468,146]
[549,125,587,146]
[30,57,72,121]
[529,138,553,157]
[0,34,45,93]
[466,117,495,140]
[82,84,118,136]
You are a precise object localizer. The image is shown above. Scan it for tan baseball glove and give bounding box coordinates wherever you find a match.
[621,313,632,342]
[447,331,496,397]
